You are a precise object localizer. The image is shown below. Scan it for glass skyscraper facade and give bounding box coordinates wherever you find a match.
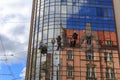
[26,0,120,80]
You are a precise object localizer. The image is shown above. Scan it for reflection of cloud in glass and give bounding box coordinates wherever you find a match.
[66,0,115,31]
[40,0,87,28]
[60,0,87,27]
[40,0,88,45]
[40,0,116,50]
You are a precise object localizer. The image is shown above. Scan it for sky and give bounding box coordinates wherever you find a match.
[0,0,32,80]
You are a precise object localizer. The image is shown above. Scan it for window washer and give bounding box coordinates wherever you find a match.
[70,37,74,47]
[86,36,91,45]
[56,35,61,50]
[42,43,47,54]
[72,31,78,47]
[39,42,47,54]
[39,42,43,53]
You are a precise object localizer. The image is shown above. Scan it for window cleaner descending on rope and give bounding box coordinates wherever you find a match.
[72,31,78,47]
[70,37,74,47]
[56,35,62,50]
[39,42,47,54]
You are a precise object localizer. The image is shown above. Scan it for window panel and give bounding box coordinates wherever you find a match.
[86,50,94,60]
[86,67,96,78]
[96,7,104,17]
[67,50,73,60]
[67,65,74,78]
[106,68,115,79]
[104,52,113,62]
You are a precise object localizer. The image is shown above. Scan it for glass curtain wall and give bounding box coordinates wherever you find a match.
[26,0,120,80]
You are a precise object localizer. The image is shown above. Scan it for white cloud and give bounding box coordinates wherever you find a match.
[0,0,32,64]
[20,67,26,79]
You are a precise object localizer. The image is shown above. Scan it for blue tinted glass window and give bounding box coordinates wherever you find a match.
[91,7,97,17]
[66,0,115,31]
[96,7,104,17]
[79,6,86,16]
[61,0,67,2]
[87,0,96,4]
[108,9,114,17]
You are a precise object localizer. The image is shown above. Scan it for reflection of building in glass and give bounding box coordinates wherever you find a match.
[60,23,120,80]
[41,54,52,80]
[25,0,120,80]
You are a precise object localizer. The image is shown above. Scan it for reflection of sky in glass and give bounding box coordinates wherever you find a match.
[61,0,116,31]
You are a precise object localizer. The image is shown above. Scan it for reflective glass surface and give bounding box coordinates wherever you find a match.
[26,0,120,80]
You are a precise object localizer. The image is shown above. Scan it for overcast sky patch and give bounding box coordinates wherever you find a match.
[0,0,32,64]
